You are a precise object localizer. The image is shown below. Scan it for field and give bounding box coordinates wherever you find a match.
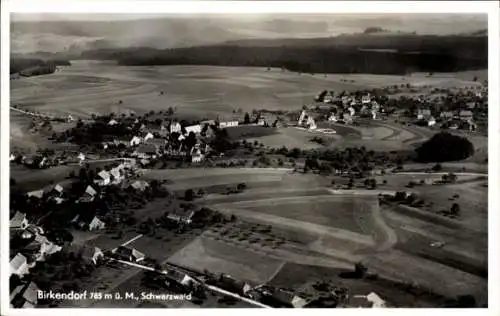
[10,61,487,156]
[168,236,285,284]
[211,195,370,234]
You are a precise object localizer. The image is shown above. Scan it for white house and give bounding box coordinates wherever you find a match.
[297,110,307,126]
[88,216,106,231]
[77,153,86,164]
[219,121,239,128]
[170,121,182,134]
[185,124,202,135]
[306,116,317,130]
[10,154,16,161]
[191,149,205,163]
[361,94,371,104]
[366,292,386,308]
[144,132,154,141]
[108,119,118,126]
[130,180,149,191]
[110,167,123,184]
[348,106,356,116]
[95,170,111,186]
[427,116,436,127]
[27,190,44,199]
[10,253,28,276]
[328,113,338,122]
[130,135,142,147]
[10,212,29,230]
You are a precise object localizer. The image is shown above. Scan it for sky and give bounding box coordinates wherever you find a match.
[9,13,488,53]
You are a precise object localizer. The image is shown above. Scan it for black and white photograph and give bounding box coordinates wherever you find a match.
[1,0,499,313]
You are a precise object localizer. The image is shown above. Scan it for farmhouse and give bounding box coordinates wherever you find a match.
[71,213,106,231]
[216,275,252,296]
[68,245,104,265]
[439,111,454,120]
[165,269,197,289]
[23,235,62,262]
[77,152,86,163]
[108,119,118,126]
[297,110,307,126]
[191,148,205,163]
[170,121,182,134]
[10,212,29,230]
[52,184,64,195]
[78,185,98,203]
[134,143,159,159]
[185,124,202,135]
[144,132,154,141]
[10,253,29,276]
[361,94,371,104]
[27,190,44,199]
[218,121,239,128]
[10,281,39,308]
[459,110,474,121]
[328,113,338,122]
[350,292,386,308]
[130,180,149,191]
[95,170,111,186]
[427,116,436,127]
[167,208,195,224]
[466,101,476,109]
[268,289,308,308]
[130,135,142,147]
[417,109,431,120]
[113,246,145,262]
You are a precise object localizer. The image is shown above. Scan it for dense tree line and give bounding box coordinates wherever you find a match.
[73,34,488,74]
[112,46,486,74]
[10,58,71,75]
[415,132,475,162]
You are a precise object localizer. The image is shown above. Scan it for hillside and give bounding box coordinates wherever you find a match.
[77,33,487,75]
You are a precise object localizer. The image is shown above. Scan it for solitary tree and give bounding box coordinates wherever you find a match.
[185,189,195,201]
[450,203,461,216]
[354,262,367,278]
[244,112,250,124]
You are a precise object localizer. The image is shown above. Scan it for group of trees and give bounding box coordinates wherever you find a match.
[415,132,475,162]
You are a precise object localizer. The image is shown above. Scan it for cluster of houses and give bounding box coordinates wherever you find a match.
[9,212,62,308]
[103,118,218,164]
[10,151,88,169]
[314,91,383,125]
[417,108,477,131]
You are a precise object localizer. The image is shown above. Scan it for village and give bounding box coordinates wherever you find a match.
[9,73,488,309]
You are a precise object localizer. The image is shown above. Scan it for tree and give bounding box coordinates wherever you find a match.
[244,112,250,124]
[236,183,247,192]
[450,203,461,216]
[185,189,195,201]
[432,163,443,172]
[354,262,367,278]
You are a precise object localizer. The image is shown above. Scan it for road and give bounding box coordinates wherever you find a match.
[109,258,272,308]
[108,234,272,308]
[395,171,487,177]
